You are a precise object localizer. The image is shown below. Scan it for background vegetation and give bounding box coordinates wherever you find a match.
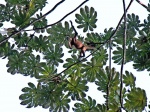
[0,0,150,112]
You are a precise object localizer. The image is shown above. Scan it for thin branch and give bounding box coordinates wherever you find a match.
[120,0,127,110]
[0,0,65,45]
[136,0,149,10]
[25,0,89,32]
[109,39,112,75]
[53,0,134,79]
[106,39,112,110]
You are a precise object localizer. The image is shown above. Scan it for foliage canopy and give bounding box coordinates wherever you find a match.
[0,0,150,112]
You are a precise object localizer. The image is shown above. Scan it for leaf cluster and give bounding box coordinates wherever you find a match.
[0,1,150,112]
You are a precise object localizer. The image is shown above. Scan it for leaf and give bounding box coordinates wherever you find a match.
[82,58,102,82]
[75,14,83,21]
[123,71,136,88]
[75,6,98,32]
[28,82,36,89]
[43,44,64,67]
[65,77,88,101]
[73,96,98,111]
[124,88,147,111]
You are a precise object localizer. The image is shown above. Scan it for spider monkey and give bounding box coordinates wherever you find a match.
[68,21,95,57]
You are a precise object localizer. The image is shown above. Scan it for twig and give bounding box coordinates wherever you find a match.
[25,0,89,32]
[120,0,127,110]
[136,0,149,10]
[0,0,65,45]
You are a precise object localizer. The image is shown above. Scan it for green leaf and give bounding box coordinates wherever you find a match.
[123,71,136,88]
[82,58,102,82]
[65,76,88,101]
[73,96,98,111]
[124,88,147,111]
[75,14,83,21]
[43,44,64,67]
[28,82,36,89]
[75,6,98,32]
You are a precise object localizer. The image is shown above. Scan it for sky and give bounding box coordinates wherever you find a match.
[0,0,150,112]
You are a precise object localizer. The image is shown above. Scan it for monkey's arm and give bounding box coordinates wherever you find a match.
[70,20,78,37]
[68,38,73,49]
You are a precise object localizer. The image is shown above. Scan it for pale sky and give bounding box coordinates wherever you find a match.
[0,0,149,112]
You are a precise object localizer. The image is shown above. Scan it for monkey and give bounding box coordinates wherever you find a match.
[68,21,95,57]
[68,37,95,57]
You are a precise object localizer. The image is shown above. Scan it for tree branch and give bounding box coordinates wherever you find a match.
[136,0,149,11]
[120,0,127,110]
[25,0,89,32]
[106,39,112,110]
[0,0,65,45]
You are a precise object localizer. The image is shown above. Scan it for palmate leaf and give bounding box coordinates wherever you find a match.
[21,54,46,78]
[32,13,48,33]
[19,82,38,108]
[43,44,64,67]
[75,6,97,32]
[73,96,98,112]
[65,76,88,101]
[6,50,25,75]
[124,88,147,111]
[38,65,58,83]
[11,9,27,27]
[93,48,108,65]
[112,45,136,64]
[96,66,119,93]
[6,0,28,5]
[30,0,47,11]
[40,64,57,77]
[127,13,141,31]
[47,21,72,46]
[63,55,86,78]
[95,68,108,93]
[96,104,107,112]
[112,47,123,64]
[0,35,13,58]
[140,14,150,33]
[29,34,49,52]
[14,32,29,47]
[82,58,102,82]
[133,54,150,71]
[8,0,47,28]
[86,33,103,43]
[123,71,136,88]
[20,79,71,111]
[0,4,10,22]
[52,95,71,112]
[38,83,64,109]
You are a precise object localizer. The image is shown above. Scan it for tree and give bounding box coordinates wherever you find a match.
[0,0,150,111]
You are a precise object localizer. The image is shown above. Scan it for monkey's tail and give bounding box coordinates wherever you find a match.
[86,46,96,51]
